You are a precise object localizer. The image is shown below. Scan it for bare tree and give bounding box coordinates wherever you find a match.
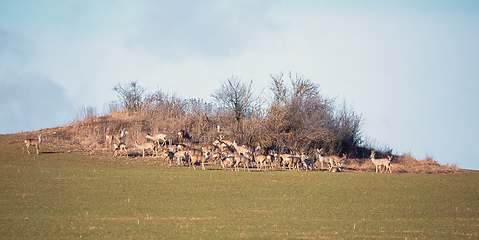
[212,76,258,133]
[113,81,146,113]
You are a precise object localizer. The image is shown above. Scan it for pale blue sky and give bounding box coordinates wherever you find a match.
[1,0,478,170]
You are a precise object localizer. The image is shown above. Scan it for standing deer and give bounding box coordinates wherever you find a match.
[174,150,189,166]
[23,134,42,155]
[234,155,251,172]
[232,141,252,157]
[106,129,128,148]
[316,148,326,170]
[162,149,175,166]
[301,152,315,171]
[201,144,216,155]
[218,150,236,171]
[177,129,191,142]
[280,154,302,171]
[146,133,168,146]
[254,154,267,171]
[134,141,156,157]
[189,152,211,170]
[370,150,393,173]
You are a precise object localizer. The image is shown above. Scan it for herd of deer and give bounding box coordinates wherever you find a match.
[99,129,393,173]
[21,130,393,173]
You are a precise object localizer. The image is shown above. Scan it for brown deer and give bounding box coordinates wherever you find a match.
[106,129,128,148]
[329,154,347,171]
[23,134,42,155]
[189,152,211,170]
[113,142,127,157]
[177,129,191,142]
[146,133,168,146]
[316,148,327,170]
[134,141,156,157]
[370,150,392,173]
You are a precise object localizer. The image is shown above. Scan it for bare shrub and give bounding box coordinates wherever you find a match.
[113,81,146,113]
[264,72,363,157]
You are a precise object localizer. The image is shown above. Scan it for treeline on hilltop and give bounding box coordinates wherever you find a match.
[86,72,365,158]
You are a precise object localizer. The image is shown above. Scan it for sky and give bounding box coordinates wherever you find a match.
[1,0,478,170]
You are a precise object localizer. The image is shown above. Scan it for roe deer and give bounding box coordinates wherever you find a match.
[316,148,327,170]
[329,163,343,172]
[134,141,156,157]
[370,150,392,173]
[301,153,315,171]
[23,134,42,155]
[329,154,347,171]
[280,154,302,171]
[213,139,233,152]
[113,142,127,157]
[232,141,252,157]
[189,152,211,170]
[146,133,168,146]
[106,129,128,147]
[254,154,267,170]
[177,129,191,142]
[174,150,189,166]
[234,155,251,172]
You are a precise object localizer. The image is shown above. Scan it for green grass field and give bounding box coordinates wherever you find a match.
[1,134,478,239]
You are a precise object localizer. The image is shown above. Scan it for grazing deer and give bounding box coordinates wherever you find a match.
[113,142,127,156]
[146,133,168,146]
[106,129,128,147]
[174,150,189,166]
[134,141,156,157]
[234,155,251,172]
[189,152,211,170]
[23,134,42,155]
[370,150,393,173]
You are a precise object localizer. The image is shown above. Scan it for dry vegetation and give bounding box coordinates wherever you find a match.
[18,74,464,174]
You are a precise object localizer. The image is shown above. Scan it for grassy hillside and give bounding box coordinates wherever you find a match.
[1,134,478,238]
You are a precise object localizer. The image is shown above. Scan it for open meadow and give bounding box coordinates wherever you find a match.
[1,134,478,239]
